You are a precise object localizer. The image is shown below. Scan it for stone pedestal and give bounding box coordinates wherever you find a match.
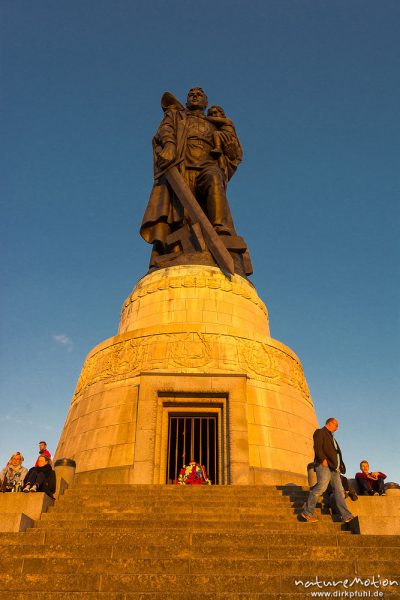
[55,265,318,485]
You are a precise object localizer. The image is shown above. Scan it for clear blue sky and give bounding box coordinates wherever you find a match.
[1,1,399,482]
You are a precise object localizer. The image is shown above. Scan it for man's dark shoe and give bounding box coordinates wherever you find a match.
[348,490,358,501]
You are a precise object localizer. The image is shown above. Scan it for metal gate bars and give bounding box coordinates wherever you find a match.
[166,415,218,484]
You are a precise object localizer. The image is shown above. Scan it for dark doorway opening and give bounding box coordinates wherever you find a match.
[166,414,218,484]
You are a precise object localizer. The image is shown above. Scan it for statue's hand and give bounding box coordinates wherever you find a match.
[158,143,176,169]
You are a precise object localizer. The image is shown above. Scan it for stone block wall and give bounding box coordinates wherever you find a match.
[56,266,318,485]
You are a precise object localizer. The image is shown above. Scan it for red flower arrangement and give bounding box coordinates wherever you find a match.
[176,460,212,485]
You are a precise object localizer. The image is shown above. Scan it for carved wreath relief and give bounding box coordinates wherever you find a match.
[74,332,311,403]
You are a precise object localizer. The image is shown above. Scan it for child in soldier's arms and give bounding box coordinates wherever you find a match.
[206,105,236,158]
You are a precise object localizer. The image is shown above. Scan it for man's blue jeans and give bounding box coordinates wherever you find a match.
[303,465,353,520]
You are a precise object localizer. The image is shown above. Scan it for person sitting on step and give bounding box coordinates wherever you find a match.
[23,455,56,498]
[355,460,387,496]
[0,452,28,492]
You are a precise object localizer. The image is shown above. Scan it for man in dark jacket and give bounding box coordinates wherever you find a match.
[301,417,354,523]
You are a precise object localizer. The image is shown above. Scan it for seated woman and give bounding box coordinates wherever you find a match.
[23,455,56,497]
[0,452,28,492]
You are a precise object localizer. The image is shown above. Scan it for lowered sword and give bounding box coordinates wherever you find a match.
[164,166,235,276]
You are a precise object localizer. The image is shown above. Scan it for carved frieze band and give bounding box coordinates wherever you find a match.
[74,332,311,403]
[121,272,268,317]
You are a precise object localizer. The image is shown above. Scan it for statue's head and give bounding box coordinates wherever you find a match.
[186,87,208,111]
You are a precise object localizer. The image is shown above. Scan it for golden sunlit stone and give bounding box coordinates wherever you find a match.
[56,265,318,485]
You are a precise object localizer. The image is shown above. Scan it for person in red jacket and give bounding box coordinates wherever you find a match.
[355,460,386,496]
[34,441,51,467]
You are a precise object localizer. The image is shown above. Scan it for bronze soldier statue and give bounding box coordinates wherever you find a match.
[140,87,252,277]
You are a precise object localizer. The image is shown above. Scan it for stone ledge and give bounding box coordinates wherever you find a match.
[0,512,33,532]
[356,516,400,535]
[249,467,308,487]
[74,466,136,485]
[347,495,400,516]
[0,492,54,522]
[345,495,400,535]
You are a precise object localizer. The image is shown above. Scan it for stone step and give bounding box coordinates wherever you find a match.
[54,496,305,506]
[64,484,304,491]
[33,517,343,532]
[61,485,308,498]
[3,555,393,576]
[60,497,310,506]
[0,595,351,600]
[43,510,314,521]
[0,595,399,600]
[62,487,309,498]
[61,494,310,507]
[66,485,309,492]
[0,594,362,600]
[41,507,309,519]
[5,529,361,546]
[43,510,329,521]
[58,494,310,505]
[9,529,400,549]
[47,502,310,518]
[1,572,399,595]
[59,493,307,503]
[1,541,398,561]
[53,494,306,503]
[189,530,395,547]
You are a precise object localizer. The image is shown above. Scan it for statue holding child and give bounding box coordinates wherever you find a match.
[140,87,252,277]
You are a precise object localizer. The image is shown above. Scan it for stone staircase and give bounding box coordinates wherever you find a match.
[0,484,399,599]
